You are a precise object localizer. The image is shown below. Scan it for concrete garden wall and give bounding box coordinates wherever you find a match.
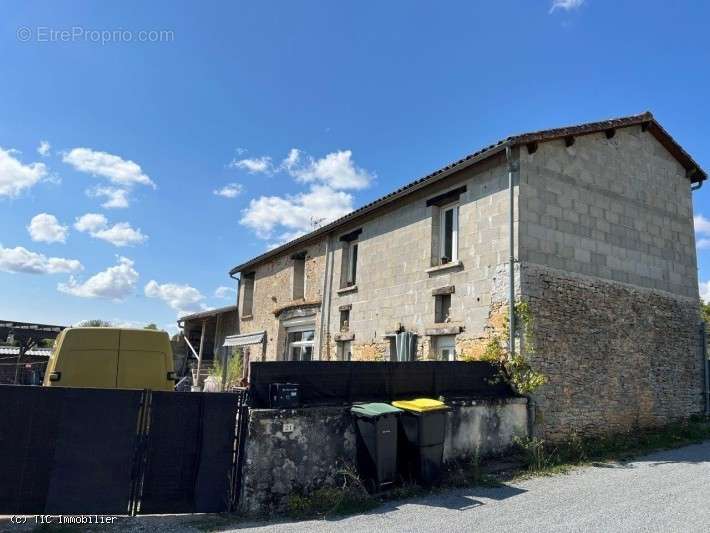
[238,397,528,515]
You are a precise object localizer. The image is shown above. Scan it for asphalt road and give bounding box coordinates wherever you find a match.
[236,440,710,533]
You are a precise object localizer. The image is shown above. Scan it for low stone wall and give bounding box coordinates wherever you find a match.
[523,264,704,442]
[238,397,528,515]
[444,397,528,461]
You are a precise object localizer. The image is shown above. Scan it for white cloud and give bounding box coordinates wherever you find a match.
[74,213,108,233]
[0,244,82,274]
[27,213,69,243]
[695,215,710,235]
[88,186,130,208]
[214,183,243,198]
[58,256,138,301]
[230,156,272,174]
[215,285,236,299]
[241,185,353,241]
[74,213,147,247]
[145,280,206,316]
[283,148,301,170]
[63,147,155,188]
[290,149,373,190]
[0,147,48,197]
[550,0,584,12]
[701,281,710,302]
[37,140,51,157]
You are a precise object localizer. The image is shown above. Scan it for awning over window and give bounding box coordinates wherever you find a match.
[223,331,265,347]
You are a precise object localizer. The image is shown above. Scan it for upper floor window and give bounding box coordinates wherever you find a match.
[241,272,255,316]
[426,186,465,267]
[346,240,358,286]
[439,203,459,264]
[291,251,306,300]
[339,228,362,288]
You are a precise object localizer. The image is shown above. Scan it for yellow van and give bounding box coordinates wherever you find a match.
[43,327,176,391]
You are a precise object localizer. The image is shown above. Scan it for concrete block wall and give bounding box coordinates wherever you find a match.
[326,155,519,361]
[519,126,698,298]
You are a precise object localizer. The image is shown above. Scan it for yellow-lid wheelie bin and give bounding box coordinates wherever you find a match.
[391,398,450,486]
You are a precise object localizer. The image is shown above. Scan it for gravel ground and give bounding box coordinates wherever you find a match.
[2,441,709,533]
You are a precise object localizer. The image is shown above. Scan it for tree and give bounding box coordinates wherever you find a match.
[77,319,112,327]
[702,300,710,324]
[144,323,159,330]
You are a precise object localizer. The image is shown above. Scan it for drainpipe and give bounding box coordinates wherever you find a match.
[702,322,709,416]
[318,236,332,360]
[506,145,516,358]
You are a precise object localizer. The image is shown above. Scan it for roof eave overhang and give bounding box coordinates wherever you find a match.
[229,142,510,275]
[229,112,706,275]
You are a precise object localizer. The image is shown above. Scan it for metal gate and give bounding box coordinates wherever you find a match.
[0,385,250,515]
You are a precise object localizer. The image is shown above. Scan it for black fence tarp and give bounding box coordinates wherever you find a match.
[138,391,243,515]
[0,386,62,514]
[44,388,143,514]
[0,386,142,515]
[0,385,249,515]
[249,361,514,408]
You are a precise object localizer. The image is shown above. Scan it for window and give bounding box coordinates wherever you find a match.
[292,252,306,300]
[339,308,350,331]
[435,293,452,323]
[339,228,362,288]
[337,341,352,361]
[434,335,456,361]
[286,328,314,361]
[439,203,459,264]
[241,272,255,316]
[345,241,358,286]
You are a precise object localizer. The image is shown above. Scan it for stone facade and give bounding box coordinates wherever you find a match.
[239,398,528,515]
[523,265,703,441]
[233,118,705,440]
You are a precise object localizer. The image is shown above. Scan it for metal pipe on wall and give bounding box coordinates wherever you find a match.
[318,236,332,359]
[506,145,516,358]
[702,322,709,415]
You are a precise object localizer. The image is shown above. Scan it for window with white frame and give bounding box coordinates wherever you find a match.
[439,203,459,264]
[286,327,315,361]
[434,335,456,361]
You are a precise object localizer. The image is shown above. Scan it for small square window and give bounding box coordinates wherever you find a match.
[435,294,451,323]
[339,309,350,331]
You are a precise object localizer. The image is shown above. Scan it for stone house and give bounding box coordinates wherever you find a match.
[228,112,707,439]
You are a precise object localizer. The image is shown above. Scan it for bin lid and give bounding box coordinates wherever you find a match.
[351,402,402,418]
[392,398,448,412]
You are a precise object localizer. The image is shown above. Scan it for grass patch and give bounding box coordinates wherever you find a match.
[512,416,710,478]
[286,465,378,520]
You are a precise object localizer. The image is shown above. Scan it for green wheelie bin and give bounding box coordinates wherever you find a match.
[351,402,403,492]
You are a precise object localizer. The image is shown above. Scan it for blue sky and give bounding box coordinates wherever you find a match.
[1,0,709,332]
